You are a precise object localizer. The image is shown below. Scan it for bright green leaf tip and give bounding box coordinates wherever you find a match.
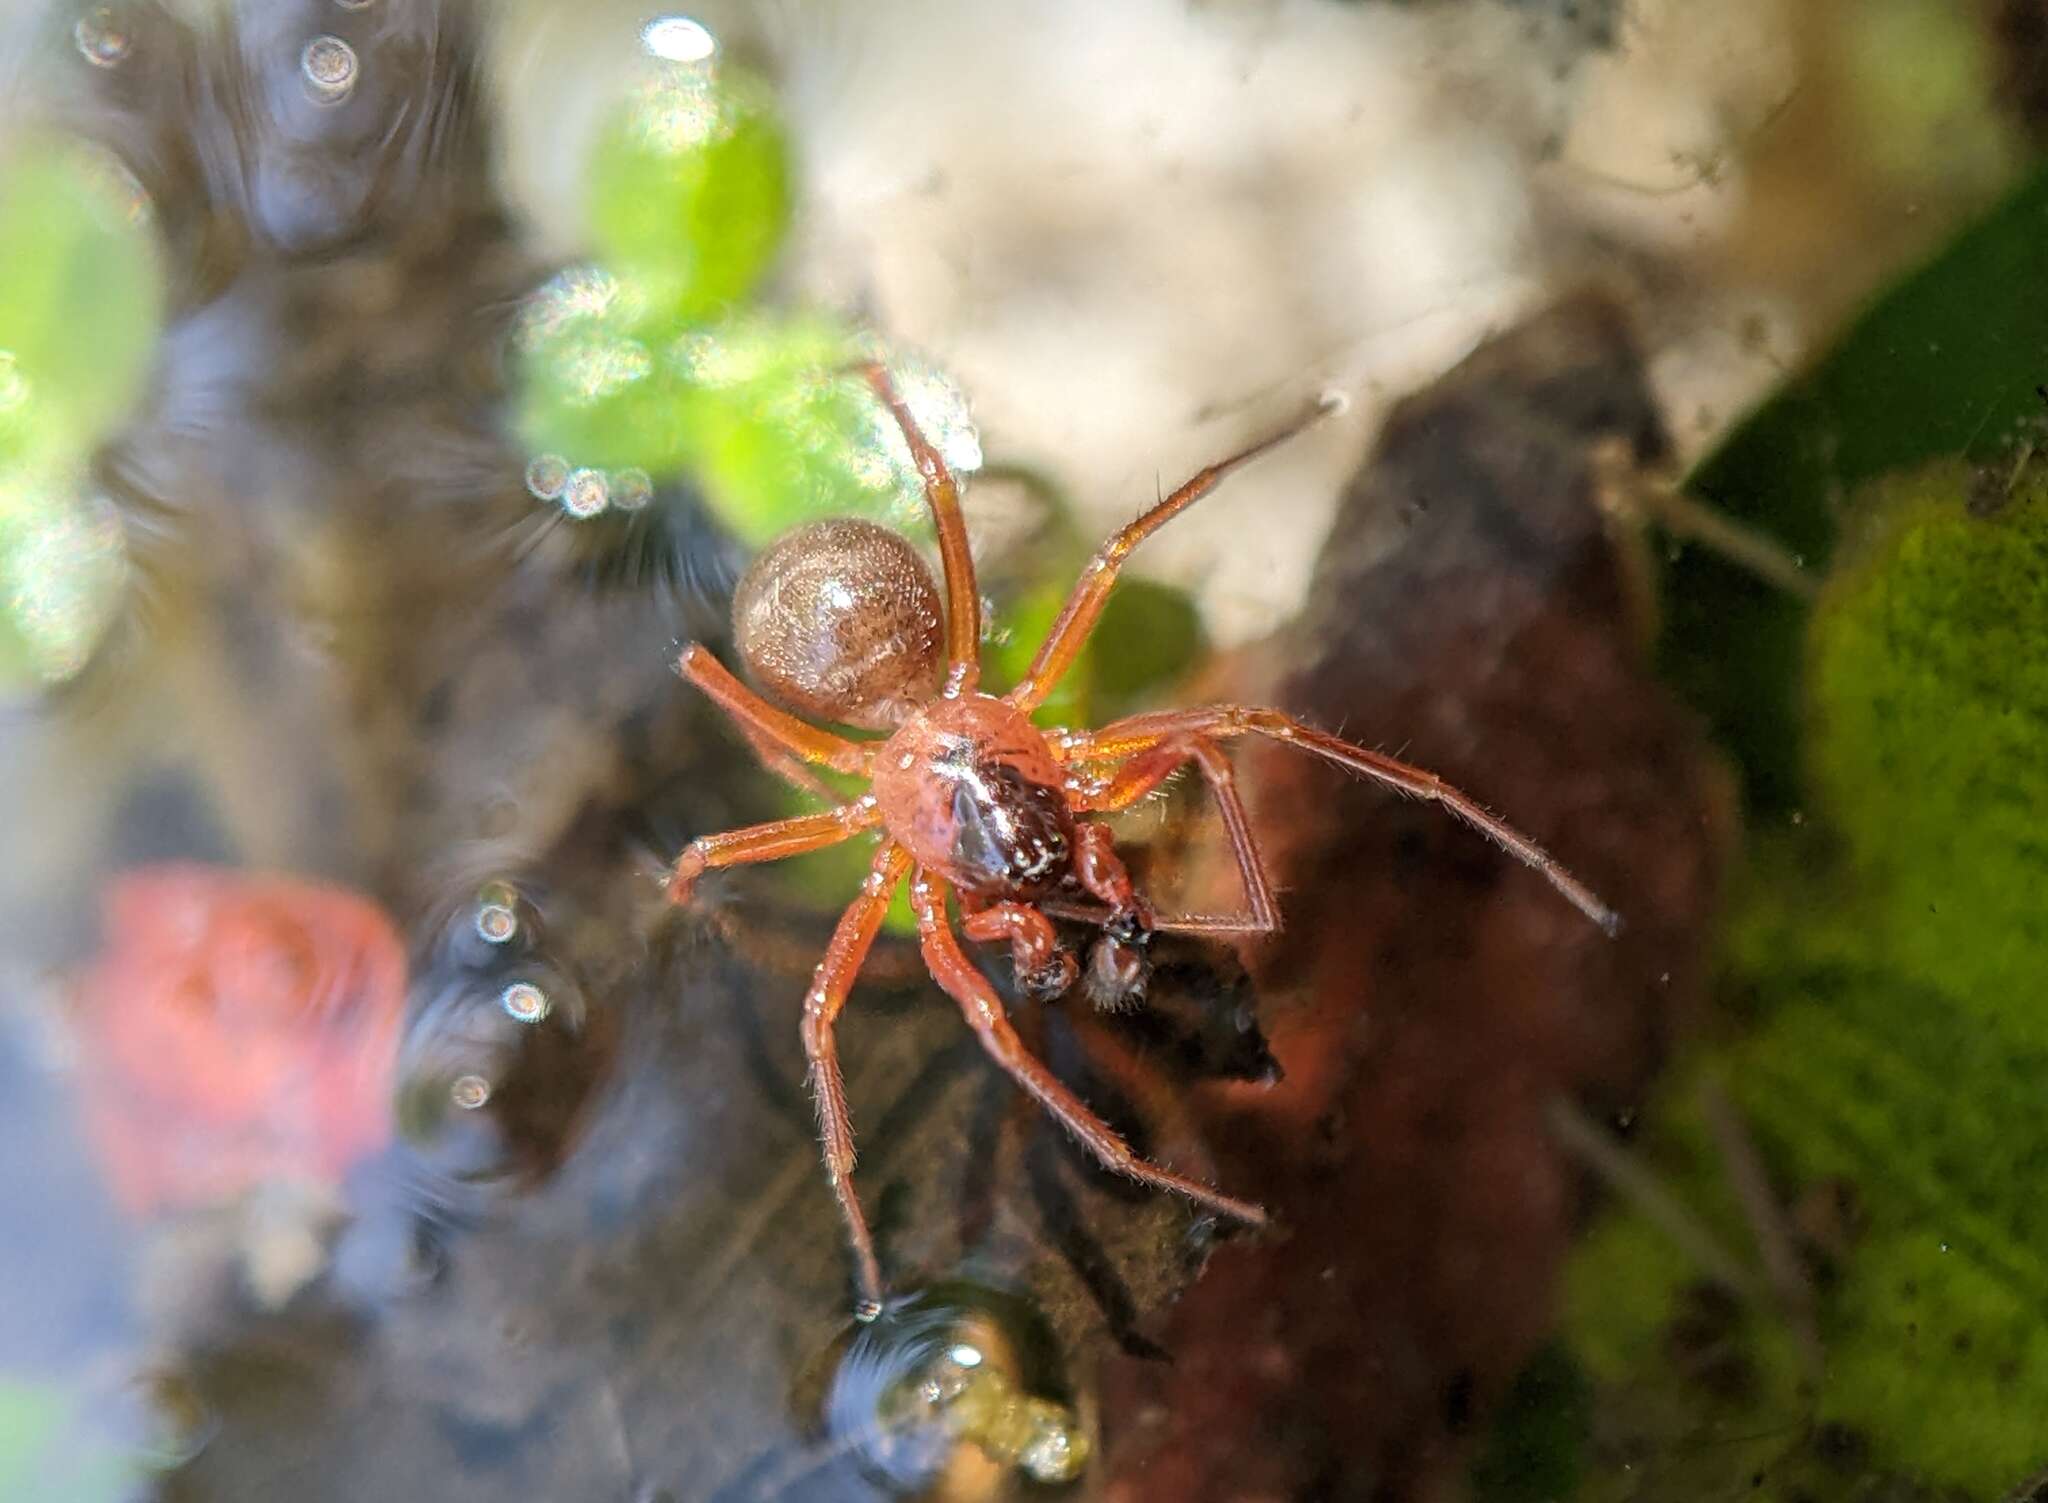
[585,61,792,325]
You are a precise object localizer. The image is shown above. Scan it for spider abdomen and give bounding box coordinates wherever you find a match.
[730,518,945,731]
[873,695,1077,897]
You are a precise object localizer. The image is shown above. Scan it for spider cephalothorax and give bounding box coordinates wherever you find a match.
[668,366,1619,1318]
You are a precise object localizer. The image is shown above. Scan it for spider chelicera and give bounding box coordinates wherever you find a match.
[669,365,1619,1318]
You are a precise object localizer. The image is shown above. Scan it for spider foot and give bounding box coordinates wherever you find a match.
[1019,948,1080,1003]
[1083,910,1152,1010]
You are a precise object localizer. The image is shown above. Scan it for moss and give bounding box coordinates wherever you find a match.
[1555,463,2048,1498]
[1809,459,2048,1019]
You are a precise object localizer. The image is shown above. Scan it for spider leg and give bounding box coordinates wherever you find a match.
[668,802,879,904]
[960,900,1078,997]
[802,842,912,1319]
[1071,739,1279,936]
[1006,396,1335,713]
[908,867,1267,1225]
[1072,705,1622,935]
[679,645,872,778]
[859,364,980,694]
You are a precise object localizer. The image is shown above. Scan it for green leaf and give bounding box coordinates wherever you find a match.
[1562,465,2048,1499]
[586,62,792,325]
[1663,158,2048,812]
[1807,460,2048,1014]
[0,137,163,471]
[513,265,691,473]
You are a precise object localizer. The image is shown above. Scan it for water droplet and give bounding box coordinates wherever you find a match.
[525,453,569,501]
[612,467,654,511]
[450,1074,492,1110]
[641,15,717,63]
[334,0,375,9]
[500,980,550,1024]
[75,7,131,67]
[2,477,129,687]
[1017,1398,1089,1484]
[301,35,358,105]
[562,468,610,518]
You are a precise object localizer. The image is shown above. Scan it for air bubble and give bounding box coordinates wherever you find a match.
[75,7,131,67]
[301,35,358,104]
[500,981,550,1024]
[525,453,569,501]
[562,468,610,518]
[450,1074,491,1110]
[612,467,654,512]
[474,885,519,945]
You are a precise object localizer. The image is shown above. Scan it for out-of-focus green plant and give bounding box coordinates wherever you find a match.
[0,135,163,689]
[0,138,161,469]
[586,63,791,326]
[515,42,967,547]
[1557,461,2048,1500]
[1666,156,2048,813]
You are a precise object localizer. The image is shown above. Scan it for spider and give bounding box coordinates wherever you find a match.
[668,365,1619,1318]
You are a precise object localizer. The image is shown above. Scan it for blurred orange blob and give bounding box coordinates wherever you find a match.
[71,864,408,1216]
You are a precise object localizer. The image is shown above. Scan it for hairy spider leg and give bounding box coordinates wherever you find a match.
[860,364,981,694]
[678,645,874,778]
[1074,706,1622,935]
[802,842,913,1318]
[1062,738,1281,937]
[959,898,1078,995]
[1006,396,1338,714]
[907,868,1268,1225]
[667,801,881,904]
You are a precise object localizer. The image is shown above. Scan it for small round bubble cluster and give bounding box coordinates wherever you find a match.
[524,454,653,520]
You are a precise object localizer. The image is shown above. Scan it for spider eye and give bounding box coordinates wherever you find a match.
[731,517,944,729]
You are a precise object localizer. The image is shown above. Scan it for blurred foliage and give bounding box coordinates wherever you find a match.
[0,1377,131,1502]
[586,65,792,326]
[0,137,162,469]
[517,50,957,551]
[0,1379,60,1491]
[1664,155,2048,813]
[0,135,163,690]
[1469,1343,1591,1503]
[1560,462,2048,1499]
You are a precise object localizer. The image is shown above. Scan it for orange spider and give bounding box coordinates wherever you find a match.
[668,367,1618,1317]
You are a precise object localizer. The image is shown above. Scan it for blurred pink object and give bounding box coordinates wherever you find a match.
[71,863,408,1216]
